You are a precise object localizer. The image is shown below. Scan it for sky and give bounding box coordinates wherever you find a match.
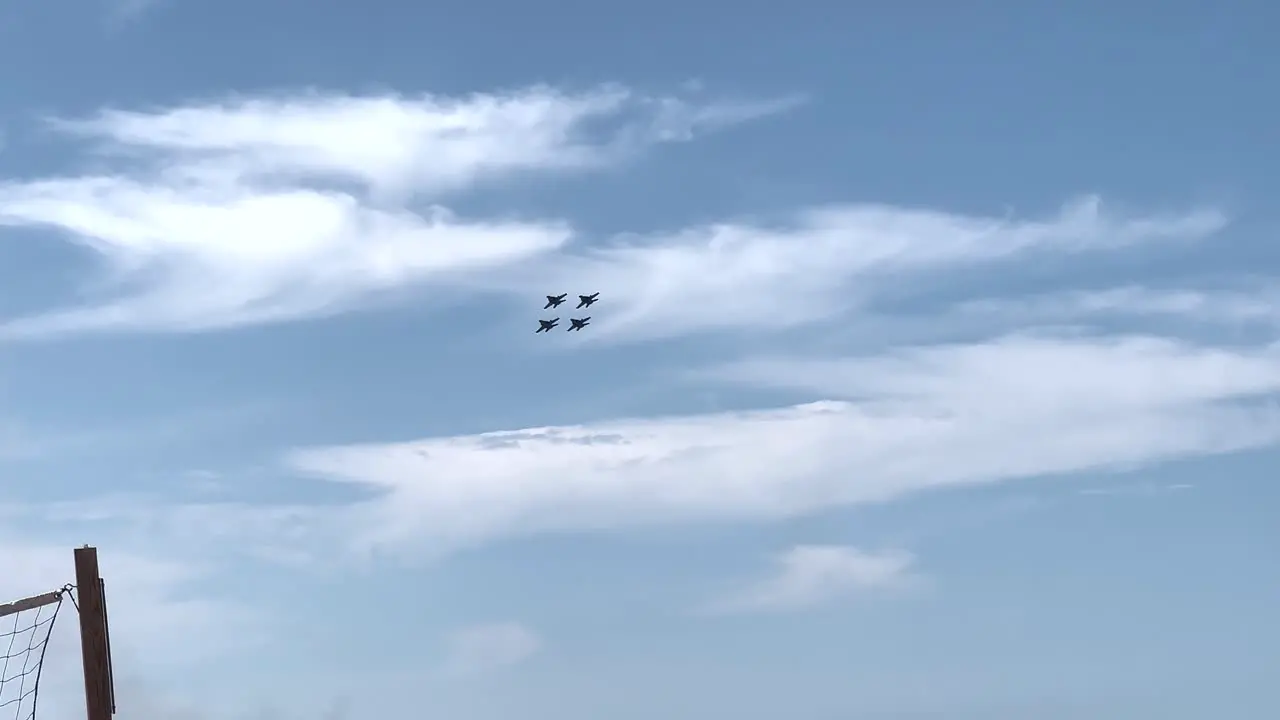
[0,1,1278,719]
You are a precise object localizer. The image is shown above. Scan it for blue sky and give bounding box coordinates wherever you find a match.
[0,1,1278,719]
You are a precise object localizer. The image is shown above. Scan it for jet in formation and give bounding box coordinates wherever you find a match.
[537,293,599,333]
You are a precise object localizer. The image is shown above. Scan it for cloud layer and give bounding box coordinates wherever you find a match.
[282,333,1280,558]
[0,85,792,337]
[52,87,796,198]
[5,83,1277,650]
[464,197,1228,343]
[0,83,1235,345]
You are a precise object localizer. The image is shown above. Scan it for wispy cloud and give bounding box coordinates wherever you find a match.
[0,83,1226,343]
[956,285,1280,328]
[442,622,541,676]
[0,85,792,338]
[0,184,569,336]
[708,546,918,613]
[278,334,1280,559]
[4,82,1272,606]
[49,87,795,198]
[467,197,1228,344]
[713,334,1280,411]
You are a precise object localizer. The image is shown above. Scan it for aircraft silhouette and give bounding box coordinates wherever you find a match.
[544,293,567,309]
[536,318,559,333]
[568,317,590,331]
[576,292,599,309]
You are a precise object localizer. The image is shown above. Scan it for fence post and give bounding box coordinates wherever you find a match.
[74,545,113,720]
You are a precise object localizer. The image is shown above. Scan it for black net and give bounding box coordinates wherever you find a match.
[0,591,65,720]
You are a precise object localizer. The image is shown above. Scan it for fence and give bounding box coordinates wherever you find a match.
[0,546,114,720]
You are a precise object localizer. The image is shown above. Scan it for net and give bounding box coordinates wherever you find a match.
[0,590,67,720]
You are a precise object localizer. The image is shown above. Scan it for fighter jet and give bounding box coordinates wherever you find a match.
[568,317,590,331]
[536,318,560,333]
[576,292,599,309]
[544,293,567,309]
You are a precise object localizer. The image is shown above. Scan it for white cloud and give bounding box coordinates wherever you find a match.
[0,79,1225,343]
[51,87,794,199]
[714,334,1280,411]
[0,85,790,338]
[956,284,1280,329]
[443,622,541,676]
[284,334,1280,558]
[54,87,610,198]
[709,546,918,613]
[470,197,1228,344]
[0,180,568,335]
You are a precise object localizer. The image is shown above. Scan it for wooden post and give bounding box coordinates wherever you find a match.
[74,546,114,720]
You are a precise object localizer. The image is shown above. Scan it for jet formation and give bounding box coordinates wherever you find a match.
[538,293,598,333]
